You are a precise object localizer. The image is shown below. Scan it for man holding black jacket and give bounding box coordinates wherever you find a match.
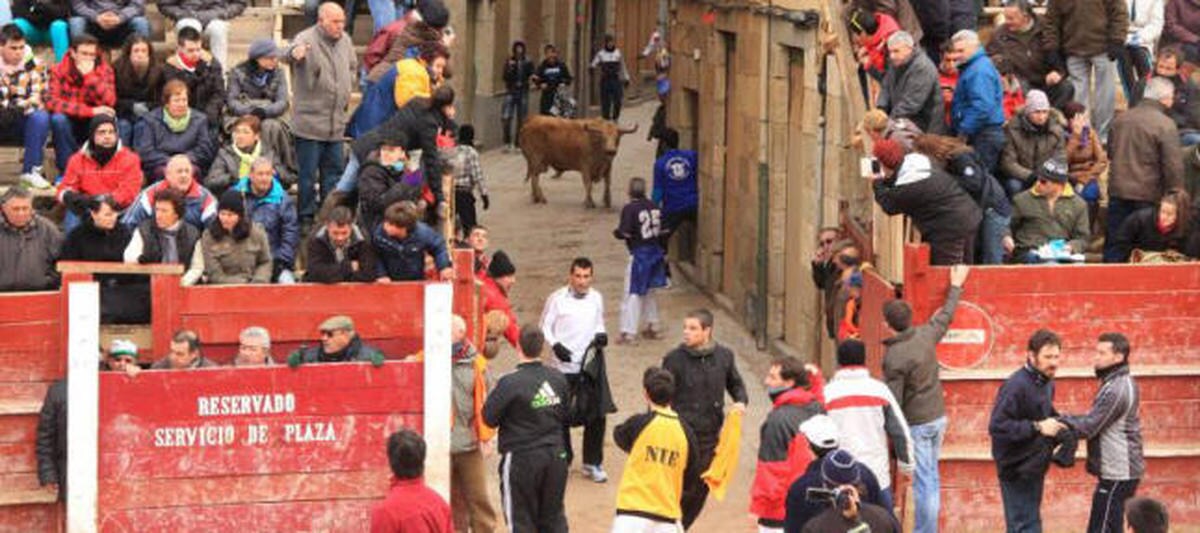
[540,257,611,483]
[988,329,1069,533]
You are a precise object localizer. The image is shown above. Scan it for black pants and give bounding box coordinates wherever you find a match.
[680,432,718,529]
[540,87,557,115]
[563,373,606,467]
[600,78,624,121]
[455,189,478,233]
[1117,45,1154,105]
[1086,478,1139,533]
[499,447,569,533]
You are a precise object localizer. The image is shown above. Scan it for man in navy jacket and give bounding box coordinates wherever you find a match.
[988,329,1067,533]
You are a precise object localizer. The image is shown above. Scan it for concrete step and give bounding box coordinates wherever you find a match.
[938,445,1200,532]
[940,366,1200,448]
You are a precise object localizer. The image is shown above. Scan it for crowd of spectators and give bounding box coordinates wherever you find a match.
[857,0,1200,265]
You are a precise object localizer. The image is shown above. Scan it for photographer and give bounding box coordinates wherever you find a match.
[801,484,900,533]
[784,416,886,533]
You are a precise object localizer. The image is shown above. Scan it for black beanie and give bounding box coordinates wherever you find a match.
[488,250,516,279]
[418,0,450,29]
[217,189,246,217]
[837,339,867,367]
[89,113,118,138]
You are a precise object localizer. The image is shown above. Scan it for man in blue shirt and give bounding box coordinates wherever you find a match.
[950,30,1007,175]
[651,129,698,240]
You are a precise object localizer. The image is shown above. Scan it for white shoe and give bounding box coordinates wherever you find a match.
[20,168,51,190]
[582,464,608,483]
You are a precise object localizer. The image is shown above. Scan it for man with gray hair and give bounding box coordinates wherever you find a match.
[1104,76,1184,261]
[950,29,1007,174]
[235,326,274,366]
[233,156,300,283]
[287,1,356,227]
[0,187,63,292]
[1045,0,1128,141]
[878,31,946,134]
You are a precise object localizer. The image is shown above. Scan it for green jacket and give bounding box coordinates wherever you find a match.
[1006,186,1091,257]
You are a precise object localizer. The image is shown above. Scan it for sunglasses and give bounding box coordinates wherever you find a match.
[320,330,341,338]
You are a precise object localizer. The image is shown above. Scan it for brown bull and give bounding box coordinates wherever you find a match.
[519,115,638,208]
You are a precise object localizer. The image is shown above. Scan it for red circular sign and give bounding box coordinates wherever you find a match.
[934,300,995,370]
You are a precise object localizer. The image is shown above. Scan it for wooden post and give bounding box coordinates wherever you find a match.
[422,283,453,500]
[66,282,100,533]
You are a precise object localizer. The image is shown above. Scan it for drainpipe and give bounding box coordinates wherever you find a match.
[754,15,773,351]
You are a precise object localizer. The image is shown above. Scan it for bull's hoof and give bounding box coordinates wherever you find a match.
[584,198,596,209]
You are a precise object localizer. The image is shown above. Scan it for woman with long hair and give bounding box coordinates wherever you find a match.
[1111,190,1200,262]
[112,34,163,145]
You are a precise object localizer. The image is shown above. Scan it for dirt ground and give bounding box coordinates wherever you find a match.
[476,101,778,533]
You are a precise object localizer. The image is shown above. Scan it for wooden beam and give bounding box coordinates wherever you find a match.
[66,282,100,533]
[57,261,185,276]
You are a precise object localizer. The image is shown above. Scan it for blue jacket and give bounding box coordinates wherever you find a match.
[652,149,699,215]
[951,50,1005,137]
[346,65,399,138]
[988,364,1059,480]
[783,452,884,533]
[372,221,451,281]
[233,177,299,270]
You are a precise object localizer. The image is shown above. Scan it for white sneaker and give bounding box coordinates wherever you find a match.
[582,464,608,483]
[20,168,51,190]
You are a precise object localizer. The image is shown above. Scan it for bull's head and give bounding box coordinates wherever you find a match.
[584,121,640,156]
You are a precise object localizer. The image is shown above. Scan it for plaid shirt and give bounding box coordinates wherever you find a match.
[451,145,487,195]
[0,47,47,113]
[45,55,116,120]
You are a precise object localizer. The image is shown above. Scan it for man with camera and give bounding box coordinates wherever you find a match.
[783,415,888,532]
[800,483,900,533]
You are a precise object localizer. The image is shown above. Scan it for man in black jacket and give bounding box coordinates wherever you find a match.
[661,308,748,529]
[871,138,982,265]
[483,324,570,533]
[502,40,534,151]
[303,206,378,283]
[162,26,225,131]
[533,44,572,116]
[989,329,1067,533]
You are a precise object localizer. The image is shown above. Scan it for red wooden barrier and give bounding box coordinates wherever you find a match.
[864,244,1200,531]
[95,363,422,531]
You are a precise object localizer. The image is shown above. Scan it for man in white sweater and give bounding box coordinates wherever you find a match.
[824,339,914,512]
[540,256,610,483]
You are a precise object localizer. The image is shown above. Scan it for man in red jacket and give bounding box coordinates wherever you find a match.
[55,114,143,233]
[370,428,452,533]
[480,250,519,348]
[46,34,116,175]
[751,357,826,532]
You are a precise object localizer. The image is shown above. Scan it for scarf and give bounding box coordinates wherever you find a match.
[233,142,262,178]
[164,109,191,133]
[90,142,117,167]
[1157,218,1175,235]
[176,51,199,71]
[247,63,272,88]
[159,222,181,263]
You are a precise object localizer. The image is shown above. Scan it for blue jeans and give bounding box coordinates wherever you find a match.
[50,113,88,173]
[295,137,344,220]
[911,416,947,533]
[1000,476,1045,533]
[13,18,68,61]
[0,110,50,173]
[968,125,1006,177]
[0,2,10,24]
[63,210,82,235]
[68,16,150,46]
[1077,181,1100,203]
[1182,131,1200,147]
[334,152,362,193]
[980,208,1010,264]
[1104,197,1155,262]
[117,117,134,147]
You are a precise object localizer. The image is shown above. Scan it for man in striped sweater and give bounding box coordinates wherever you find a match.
[1061,332,1144,533]
[824,339,913,514]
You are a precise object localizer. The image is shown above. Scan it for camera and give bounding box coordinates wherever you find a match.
[806,486,852,512]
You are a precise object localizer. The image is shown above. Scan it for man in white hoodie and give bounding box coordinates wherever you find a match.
[825,339,914,514]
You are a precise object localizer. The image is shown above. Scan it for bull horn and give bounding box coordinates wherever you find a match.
[617,123,639,134]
